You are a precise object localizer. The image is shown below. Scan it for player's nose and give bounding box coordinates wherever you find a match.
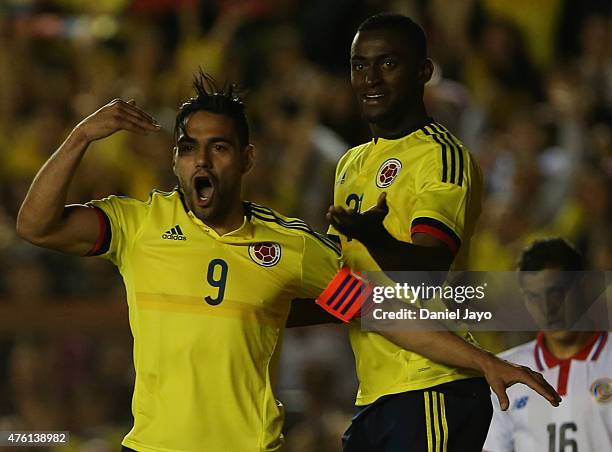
[365,65,382,86]
[195,147,212,168]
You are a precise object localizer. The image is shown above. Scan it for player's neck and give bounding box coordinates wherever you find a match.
[543,331,598,360]
[370,105,430,141]
[202,201,246,236]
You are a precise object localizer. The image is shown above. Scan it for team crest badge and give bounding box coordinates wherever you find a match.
[249,242,281,267]
[376,158,402,188]
[590,378,612,403]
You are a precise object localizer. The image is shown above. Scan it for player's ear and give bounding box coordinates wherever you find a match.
[172,146,178,176]
[419,58,434,84]
[242,144,254,174]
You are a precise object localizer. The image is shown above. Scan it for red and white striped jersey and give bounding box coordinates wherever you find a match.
[484,332,611,452]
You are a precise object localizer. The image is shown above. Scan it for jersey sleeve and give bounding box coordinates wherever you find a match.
[483,393,515,452]
[85,195,145,266]
[298,232,343,298]
[406,147,476,255]
[298,232,374,322]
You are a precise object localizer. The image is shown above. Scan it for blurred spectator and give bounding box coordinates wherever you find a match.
[463,17,542,126]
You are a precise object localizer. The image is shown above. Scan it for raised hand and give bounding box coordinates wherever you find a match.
[326,192,389,243]
[73,99,161,144]
[16,99,162,255]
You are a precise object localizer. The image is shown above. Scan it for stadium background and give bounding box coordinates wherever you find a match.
[0,0,610,450]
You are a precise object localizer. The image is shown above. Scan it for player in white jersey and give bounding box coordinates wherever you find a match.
[484,238,611,452]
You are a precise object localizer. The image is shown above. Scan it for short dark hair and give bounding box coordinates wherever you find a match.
[175,69,249,147]
[518,238,584,272]
[357,13,427,60]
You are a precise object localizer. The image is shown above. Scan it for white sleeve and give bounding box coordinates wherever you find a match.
[483,392,515,452]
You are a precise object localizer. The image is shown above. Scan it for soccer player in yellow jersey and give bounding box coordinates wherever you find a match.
[15,73,350,451]
[17,70,558,451]
[324,13,548,452]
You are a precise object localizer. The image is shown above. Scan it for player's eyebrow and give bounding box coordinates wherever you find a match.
[374,53,400,60]
[206,137,235,146]
[177,135,196,144]
[351,52,400,61]
[177,135,236,147]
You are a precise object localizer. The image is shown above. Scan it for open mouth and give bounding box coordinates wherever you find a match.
[363,93,385,102]
[194,174,214,207]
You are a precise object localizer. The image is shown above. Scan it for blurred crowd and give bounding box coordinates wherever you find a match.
[0,0,610,451]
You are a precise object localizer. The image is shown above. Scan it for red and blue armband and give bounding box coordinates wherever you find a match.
[85,206,112,257]
[316,267,374,323]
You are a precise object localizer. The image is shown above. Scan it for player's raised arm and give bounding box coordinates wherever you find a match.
[16,99,160,255]
[377,326,562,410]
[310,275,562,409]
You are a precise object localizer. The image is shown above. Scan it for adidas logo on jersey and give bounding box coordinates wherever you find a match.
[162,225,187,241]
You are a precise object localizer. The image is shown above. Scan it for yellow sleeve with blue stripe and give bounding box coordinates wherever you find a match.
[404,127,477,255]
[298,231,343,298]
[407,152,467,254]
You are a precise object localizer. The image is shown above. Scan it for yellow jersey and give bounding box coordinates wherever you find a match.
[88,189,341,452]
[329,121,484,405]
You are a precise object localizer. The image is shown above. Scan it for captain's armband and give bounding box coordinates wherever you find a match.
[315,267,374,323]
